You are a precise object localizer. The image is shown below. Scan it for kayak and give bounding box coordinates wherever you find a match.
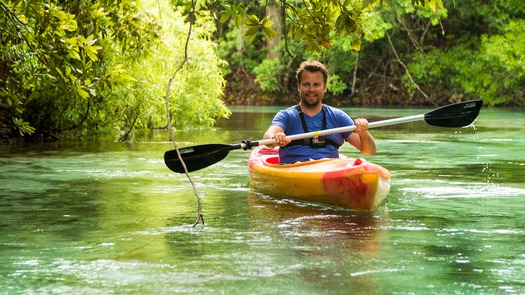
[247,146,391,210]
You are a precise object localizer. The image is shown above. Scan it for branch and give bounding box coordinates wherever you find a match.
[163,0,204,227]
[396,13,421,51]
[351,51,359,97]
[0,2,49,66]
[282,0,321,45]
[118,100,142,142]
[0,102,15,111]
[55,99,91,132]
[280,0,296,59]
[419,19,431,45]
[386,32,430,103]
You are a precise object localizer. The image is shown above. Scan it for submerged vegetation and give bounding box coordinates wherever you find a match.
[1,0,523,141]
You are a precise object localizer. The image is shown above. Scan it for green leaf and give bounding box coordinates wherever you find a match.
[65,19,78,32]
[351,38,362,51]
[219,13,231,23]
[55,10,67,20]
[88,87,97,96]
[85,45,99,61]
[55,67,64,78]
[68,49,81,61]
[12,118,36,136]
[77,87,89,99]
[234,14,244,27]
[262,26,276,39]
[245,27,258,43]
[245,14,259,26]
[86,50,98,61]
[263,19,274,28]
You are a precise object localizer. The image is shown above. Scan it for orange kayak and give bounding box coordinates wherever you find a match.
[248,146,391,210]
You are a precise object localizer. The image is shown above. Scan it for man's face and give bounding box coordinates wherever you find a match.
[298,70,326,107]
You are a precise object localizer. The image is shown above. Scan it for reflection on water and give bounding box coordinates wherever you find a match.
[0,106,524,294]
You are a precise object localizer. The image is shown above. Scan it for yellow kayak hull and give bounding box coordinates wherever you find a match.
[248,146,391,210]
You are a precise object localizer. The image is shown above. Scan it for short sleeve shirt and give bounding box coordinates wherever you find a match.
[270,104,354,163]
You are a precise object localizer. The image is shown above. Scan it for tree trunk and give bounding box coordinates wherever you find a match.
[265,2,281,59]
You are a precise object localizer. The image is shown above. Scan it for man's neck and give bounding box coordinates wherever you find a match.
[299,101,323,117]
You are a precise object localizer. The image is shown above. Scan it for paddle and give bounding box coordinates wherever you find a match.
[165,99,482,173]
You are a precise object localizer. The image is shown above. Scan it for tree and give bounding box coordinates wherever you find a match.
[216,0,443,52]
[1,1,151,139]
[0,0,230,141]
[404,1,525,106]
[214,0,446,105]
[215,0,524,107]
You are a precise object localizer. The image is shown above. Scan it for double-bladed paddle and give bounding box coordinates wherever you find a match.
[164,99,482,173]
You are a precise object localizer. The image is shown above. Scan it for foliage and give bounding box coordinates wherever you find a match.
[0,0,230,140]
[215,0,442,52]
[217,22,268,75]
[1,0,153,139]
[253,58,285,93]
[406,18,525,106]
[327,74,347,95]
[1,0,524,142]
[215,0,523,107]
[463,20,525,106]
[121,4,230,132]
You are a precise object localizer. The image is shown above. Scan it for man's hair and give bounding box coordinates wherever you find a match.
[296,60,329,85]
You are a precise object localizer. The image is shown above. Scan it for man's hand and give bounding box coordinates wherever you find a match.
[272,132,291,147]
[264,126,291,148]
[353,118,369,135]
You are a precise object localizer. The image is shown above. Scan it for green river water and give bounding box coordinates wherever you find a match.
[1,106,524,294]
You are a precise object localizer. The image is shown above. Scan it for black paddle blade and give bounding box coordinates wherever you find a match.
[164,144,240,173]
[424,100,482,128]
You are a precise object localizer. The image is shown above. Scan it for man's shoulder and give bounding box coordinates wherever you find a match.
[286,104,300,112]
[323,104,347,116]
[277,105,299,116]
[272,105,299,125]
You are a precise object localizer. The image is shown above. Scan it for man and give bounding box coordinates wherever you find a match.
[263,60,376,164]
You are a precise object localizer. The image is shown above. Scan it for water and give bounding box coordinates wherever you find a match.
[1,106,524,294]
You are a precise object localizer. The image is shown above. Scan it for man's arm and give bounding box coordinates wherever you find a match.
[263,125,291,148]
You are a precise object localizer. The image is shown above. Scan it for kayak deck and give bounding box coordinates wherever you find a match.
[248,146,391,210]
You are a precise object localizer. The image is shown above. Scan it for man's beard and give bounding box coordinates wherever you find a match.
[301,92,322,107]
